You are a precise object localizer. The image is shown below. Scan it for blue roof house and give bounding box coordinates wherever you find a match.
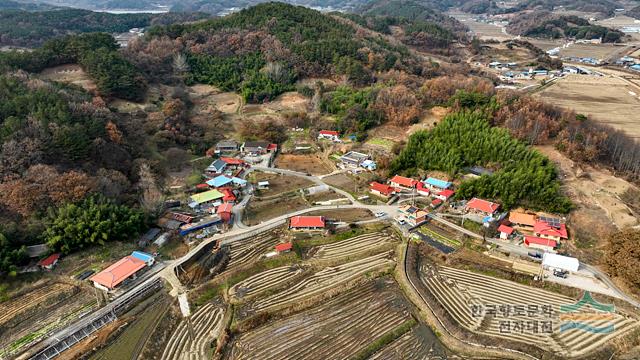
[207,175,233,188]
[424,177,452,190]
[360,159,377,171]
[131,251,155,266]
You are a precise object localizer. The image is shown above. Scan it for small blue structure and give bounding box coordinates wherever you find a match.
[131,251,155,266]
[424,177,452,190]
[348,134,357,141]
[361,159,377,171]
[207,175,233,188]
[630,64,640,72]
[231,177,247,187]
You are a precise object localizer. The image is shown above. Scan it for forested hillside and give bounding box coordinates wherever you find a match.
[0,9,208,47]
[494,0,623,17]
[0,72,152,273]
[507,11,624,43]
[390,110,572,213]
[134,2,424,102]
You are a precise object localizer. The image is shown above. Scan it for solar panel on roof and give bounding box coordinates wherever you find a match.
[539,216,561,229]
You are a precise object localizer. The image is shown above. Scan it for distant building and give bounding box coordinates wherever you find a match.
[542,253,579,273]
[38,253,61,271]
[91,256,147,292]
[189,189,224,208]
[498,225,514,240]
[389,175,418,189]
[215,140,239,154]
[524,236,557,253]
[242,141,275,155]
[340,151,370,168]
[217,202,233,223]
[465,198,500,216]
[509,212,537,228]
[318,130,340,142]
[423,177,452,191]
[534,220,568,242]
[289,216,326,231]
[435,189,454,202]
[131,251,155,267]
[398,205,428,227]
[275,242,293,254]
[369,182,397,198]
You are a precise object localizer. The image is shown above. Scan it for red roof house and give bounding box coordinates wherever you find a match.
[370,182,396,197]
[91,256,146,291]
[220,157,246,166]
[267,143,278,152]
[219,187,237,202]
[534,221,568,241]
[289,216,325,230]
[275,242,293,253]
[431,198,443,208]
[217,202,233,223]
[524,236,557,252]
[435,189,455,201]
[389,175,418,189]
[38,253,61,270]
[498,224,514,239]
[465,198,500,215]
[416,182,431,196]
[196,183,210,189]
[319,130,339,136]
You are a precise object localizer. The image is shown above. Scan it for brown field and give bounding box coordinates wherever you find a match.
[450,13,512,41]
[241,92,310,118]
[243,194,309,226]
[231,277,414,360]
[536,74,640,138]
[535,146,638,259]
[274,153,333,175]
[249,172,314,197]
[39,64,96,92]
[322,173,367,195]
[305,208,374,222]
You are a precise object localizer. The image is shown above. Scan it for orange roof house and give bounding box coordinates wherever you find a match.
[289,216,325,230]
[91,256,146,291]
[370,182,396,197]
[275,242,293,253]
[508,212,537,227]
[389,175,418,189]
[465,198,500,215]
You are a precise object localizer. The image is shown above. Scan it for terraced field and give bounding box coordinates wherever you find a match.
[228,265,306,303]
[419,263,639,357]
[369,326,449,360]
[231,278,412,360]
[311,232,396,262]
[220,232,280,275]
[245,252,395,314]
[160,303,225,360]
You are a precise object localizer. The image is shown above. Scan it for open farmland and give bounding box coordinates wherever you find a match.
[449,13,512,41]
[274,154,333,175]
[0,280,94,358]
[537,74,640,139]
[220,231,281,276]
[249,172,314,197]
[417,261,639,357]
[230,278,414,360]
[242,251,395,314]
[369,324,450,360]
[228,264,307,303]
[39,64,96,92]
[161,303,225,360]
[310,232,397,262]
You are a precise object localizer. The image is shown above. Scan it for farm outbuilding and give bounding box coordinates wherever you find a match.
[542,253,579,273]
[275,242,293,254]
[131,251,155,266]
[90,256,147,292]
[38,253,61,271]
[524,236,557,253]
[498,225,514,239]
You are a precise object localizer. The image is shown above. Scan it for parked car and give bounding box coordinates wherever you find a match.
[553,269,568,279]
[528,251,542,260]
[374,211,386,218]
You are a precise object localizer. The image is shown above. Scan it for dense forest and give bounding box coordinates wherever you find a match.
[507,11,624,43]
[0,9,208,47]
[0,33,147,100]
[390,109,572,213]
[132,3,425,102]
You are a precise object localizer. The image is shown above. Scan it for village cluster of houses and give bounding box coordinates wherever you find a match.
[211,139,278,156]
[498,212,568,253]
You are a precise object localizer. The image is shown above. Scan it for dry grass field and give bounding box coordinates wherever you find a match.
[249,172,314,197]
[274,154,333,175]
[39,64,96,92]
[537,75,640,139]
[450,13,512,41]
